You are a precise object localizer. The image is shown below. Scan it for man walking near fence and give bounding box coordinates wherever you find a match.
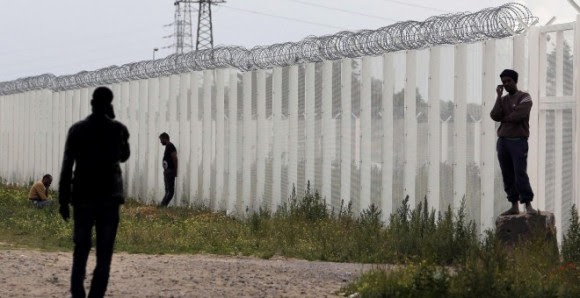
[159,132,178,207]
[490,69,537,215]
[59,86,130,298]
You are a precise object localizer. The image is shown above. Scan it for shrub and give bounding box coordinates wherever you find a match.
[562,205,580,263]
[385,196,477,264]
[342,261,450,298]
[275,181,329,222]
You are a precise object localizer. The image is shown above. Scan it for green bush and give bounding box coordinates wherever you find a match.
[385,196,478,264]
[342,261,450,298]
[346,226,580,297]
[275,182,329,222]
[562,205,580,263]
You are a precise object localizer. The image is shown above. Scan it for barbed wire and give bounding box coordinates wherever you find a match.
[0,3,537,95]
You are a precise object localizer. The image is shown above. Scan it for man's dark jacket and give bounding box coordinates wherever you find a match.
[59,113,130,206]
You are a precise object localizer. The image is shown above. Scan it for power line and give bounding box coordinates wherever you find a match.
[0,25,164,56]
[219,4,346,30]
[0,36,164,66]
[381,0,451,14]
[288,0,398,22]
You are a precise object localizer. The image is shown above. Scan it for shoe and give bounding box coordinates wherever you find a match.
[501,203,520,216]
[524,202,538,215]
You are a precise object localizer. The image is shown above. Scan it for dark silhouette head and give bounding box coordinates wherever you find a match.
[499,69,519,94]
[159,132,170,146]
[91,87,115,118]
[42,174,52,188]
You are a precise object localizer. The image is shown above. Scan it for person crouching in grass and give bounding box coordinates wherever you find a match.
[28,174,53,208]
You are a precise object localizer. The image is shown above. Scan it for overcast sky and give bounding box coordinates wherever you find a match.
[0,0,577,81]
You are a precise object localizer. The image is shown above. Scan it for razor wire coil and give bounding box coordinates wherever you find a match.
[0,3,537,95]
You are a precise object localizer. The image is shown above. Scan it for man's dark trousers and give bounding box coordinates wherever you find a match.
[71,202,120,298]
[160,171,176,206]
[497,137,534,203]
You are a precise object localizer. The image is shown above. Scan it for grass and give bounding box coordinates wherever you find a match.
[0,183,476,265]
[2,183,579,297]
[343,207,580,297]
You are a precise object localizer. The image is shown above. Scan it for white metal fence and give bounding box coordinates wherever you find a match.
[1,18,579,240]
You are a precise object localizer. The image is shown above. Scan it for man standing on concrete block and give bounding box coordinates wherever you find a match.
[59,86,130,298]
[490,69,537,215]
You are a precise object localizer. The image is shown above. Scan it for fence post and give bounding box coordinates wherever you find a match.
[555,31,565,243]
[15,93,21,183]
[538,29,547,212]
[575,15,580,213]
[481,39,497,232]
[271,68,283,212]
[405,51,417,207]
[304,63,316,192]
[287,65,299,199]
[146,77,160,204]
[49,91,58,188]
[513,35,527,89]
[428,47,441,213]
[178,73,190,204]
[0,95,5,181]
[29,91,37,181]
[256,69,267,209]
[382,53,394,221]
[128,80,140,199]
[341,59,352,209]
[454,44,468,211]
[118,83,128,191]
[158,77,170,201]
[137,79,149,199]
[2,95,7,181]
[0,95,3,180]
[168,75,180,203]
[202,70,214,206]
[215,69,226,210]
[58,92,66,186]
[272,68,283,213]
[202,71,214,205]
[321,61,333,207]
[227,70,238,213]
[360,57,372,212]
[527,26,541,213]
[555,109,564,243]
[13,93,18,183]
[242,71,252,213]
[41,90,49,179]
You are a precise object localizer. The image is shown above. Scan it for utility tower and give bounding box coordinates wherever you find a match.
[166,0,225,54]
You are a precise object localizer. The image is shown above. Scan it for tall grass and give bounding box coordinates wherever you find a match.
[344,208,580,297]
[0,184,475,265]
[3,183,578,296]
[562,205,580,263]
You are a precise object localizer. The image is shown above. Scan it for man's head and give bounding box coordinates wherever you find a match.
[42,174,52,188]
[499,69,519,94]
[91,87,116,118]
[159,132,170,146]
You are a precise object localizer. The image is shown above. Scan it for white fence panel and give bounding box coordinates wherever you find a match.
[1,20,579,241]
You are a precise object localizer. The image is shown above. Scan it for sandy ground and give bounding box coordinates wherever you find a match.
[0,249,375,297]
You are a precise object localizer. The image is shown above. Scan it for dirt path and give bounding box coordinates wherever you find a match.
[0,249,374,297]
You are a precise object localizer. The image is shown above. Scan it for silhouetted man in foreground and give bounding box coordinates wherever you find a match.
[490,69,537,215]
[59,86,130,298]
[159,132,177,207]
